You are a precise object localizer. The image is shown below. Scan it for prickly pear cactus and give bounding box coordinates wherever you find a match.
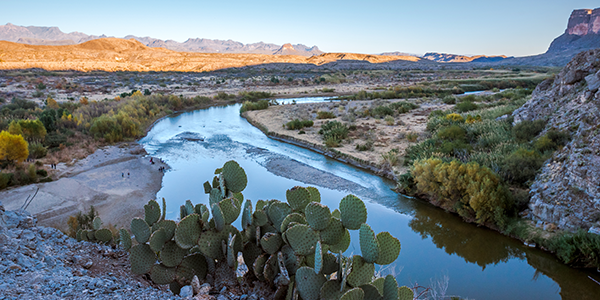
[125,160,411,299]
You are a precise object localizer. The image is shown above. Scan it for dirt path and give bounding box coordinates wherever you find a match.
[0,144,167,232]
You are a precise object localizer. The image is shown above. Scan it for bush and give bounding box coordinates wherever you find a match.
[389,101,418,113]
[319,121,349,146]
[512,119,546,142]
[437,125,466,141]
[28,142,48,159]
[412,158,512,227]
[442,95,456,104]
[0,173,12,189]
[546,230,600,268]
[36,169,48,177]
[501,148,545,186]
[371,105,394,117]
[445,113,465,123]
[456,101,478,113]
[240,100,269,113]
[355,141,373,151]
[285,119,313,130]
[316,111,336,119]
[384,115,394,125]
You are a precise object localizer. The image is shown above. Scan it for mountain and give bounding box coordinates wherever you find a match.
[547,8,600,54]
[0,23,322,56]
[422,52,510,63]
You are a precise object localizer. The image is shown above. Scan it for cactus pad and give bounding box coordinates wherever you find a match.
[209,188,222,207]
[286,224,319,256]
[184,200,194,216]
[130,244,156,275]
[267,201,292,232]
[360,284,383,300]
[263,253,279,282]
[157,220,177,241]
[95,228,113,243]
[197,230,224,260]
[119,229,131,250]
[219,198,241,225]
[213,203,227,231]
[314,241,323,274]
[296,266,326,300]
[372,277,385,295]
[320,280,349,300]
[144,200,161,226]
[92,216,102,231]
[149,228,168,252]
[160,241,187,267]
[253,253,268,281]
[286,186,312,212]
[281,245,300,274]
[253,209,269,227]
[203,181,212,194]
[306,186,321,203]
[280,213,307,232]
[375,232,401,265]
[339,195,367,230]
[87,230,95,241]
[347,255,375,287]
[222,225,243,253]
[131,218,151,244]
[222,160,247,193]
[397,286,414,300]
[382,275,398,300]
[359,224,379,264]
[320,217,344,245]
[243,242,263,274]
[174,214,201,249]
[328,228,351,253]
[332,209,341,219]
[260,232,283,255]
[241,199,253,229]
[305,202,331,231]
[227,233,238,268]
[76,229,82,241]
[150,264,176,285]
[177,253,208,284]
[322,253,338,275]
[340,288,365,300]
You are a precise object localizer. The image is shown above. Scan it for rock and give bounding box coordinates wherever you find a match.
[585,72,600,91]
[180,285,193,298]
[563,69,587,85]
[82,260,93,269]
[589,226,600,235]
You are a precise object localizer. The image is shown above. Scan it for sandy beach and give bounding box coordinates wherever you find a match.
[0,143,167,232]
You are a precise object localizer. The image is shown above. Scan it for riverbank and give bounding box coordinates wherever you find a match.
[0,143,168,232]
[243,99,451,181]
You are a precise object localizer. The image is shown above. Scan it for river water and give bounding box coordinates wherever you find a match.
[140,98,600,299]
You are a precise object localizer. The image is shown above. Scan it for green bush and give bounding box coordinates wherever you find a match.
[319,121,349,145]
[512,119,546,142]
[36,169,48,177]
[355,141,373,151]
[412,158,512,227]
[28,142,48,159]
[240,100,269,113]
[0,173,12,189]
[437,125,466,141]
[501,148,545,186]
[389,101,419,113]
[456,101,478,113]
[546,230,600,268]
[316,111,336,119]
[442,95,456,104]
[285,119,313,130]
[371,105,394,117]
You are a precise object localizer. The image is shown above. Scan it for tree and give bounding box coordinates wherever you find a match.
[0,131,29,163]
[46,96,59,109]
[8,121,23,136]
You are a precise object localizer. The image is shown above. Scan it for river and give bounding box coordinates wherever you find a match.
[139,97,600,300]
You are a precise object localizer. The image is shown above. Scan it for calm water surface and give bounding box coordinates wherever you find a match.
[140,98,600,300]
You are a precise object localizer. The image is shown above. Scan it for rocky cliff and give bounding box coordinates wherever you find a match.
[512,49,600,232]
[422,52,510,63]
[547,8,600,54]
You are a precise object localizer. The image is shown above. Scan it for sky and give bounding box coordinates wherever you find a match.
[1,0,599,57]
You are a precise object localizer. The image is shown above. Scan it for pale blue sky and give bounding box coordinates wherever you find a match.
[1,0,598,56]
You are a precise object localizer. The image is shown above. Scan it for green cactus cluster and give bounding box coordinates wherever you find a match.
[126,160,412,299]
[75,216,114,244]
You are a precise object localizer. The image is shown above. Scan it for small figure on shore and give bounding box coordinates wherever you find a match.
[128,172,130,178]
[122,172,124,177]
[150,157,154,165]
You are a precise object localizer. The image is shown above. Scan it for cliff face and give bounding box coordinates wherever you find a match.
[547,8,600,54]
[512,49,600,232]
[422,52,509,63]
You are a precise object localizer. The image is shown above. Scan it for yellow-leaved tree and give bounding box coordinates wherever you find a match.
[0,131,29,163]
[46,96,59,109]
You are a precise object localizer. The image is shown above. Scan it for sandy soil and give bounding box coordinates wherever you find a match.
[0,143,167,232]
[245,99,452,178]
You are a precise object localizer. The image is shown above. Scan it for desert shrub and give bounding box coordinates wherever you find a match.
[512,119,546,142]
[384,115,394,125]
[36,169,48,177]
[381,149,399,166]
[546,230,600,268]
[465,115,482,124]
[456,101,478,113]
[0,173,12,189]
[285,119,313,130]
[389,101,418,113]
[501,148,544,186]
[412,158,512,227]
[371,105,394,117]
[355,141,373,151]
[238,91,273,101]
[439,140,472,155]
[43,132,67,149]
[316,111,336,119]
[406,132,419,142]
[445,113,465,123]
[28,142,48,159]
[429,110,446,118]
[319,121,348,145]
[324,136,340,147]
[442,95,456,104]
[214,92,235,100]
[533,135,555,153]
[437,125,467,141]
[240,100,269,113]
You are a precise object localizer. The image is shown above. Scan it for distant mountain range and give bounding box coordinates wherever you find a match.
[0,23,323,57]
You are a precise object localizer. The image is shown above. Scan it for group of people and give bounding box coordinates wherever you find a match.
[158,166,166,172]
[50,163,57,169]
